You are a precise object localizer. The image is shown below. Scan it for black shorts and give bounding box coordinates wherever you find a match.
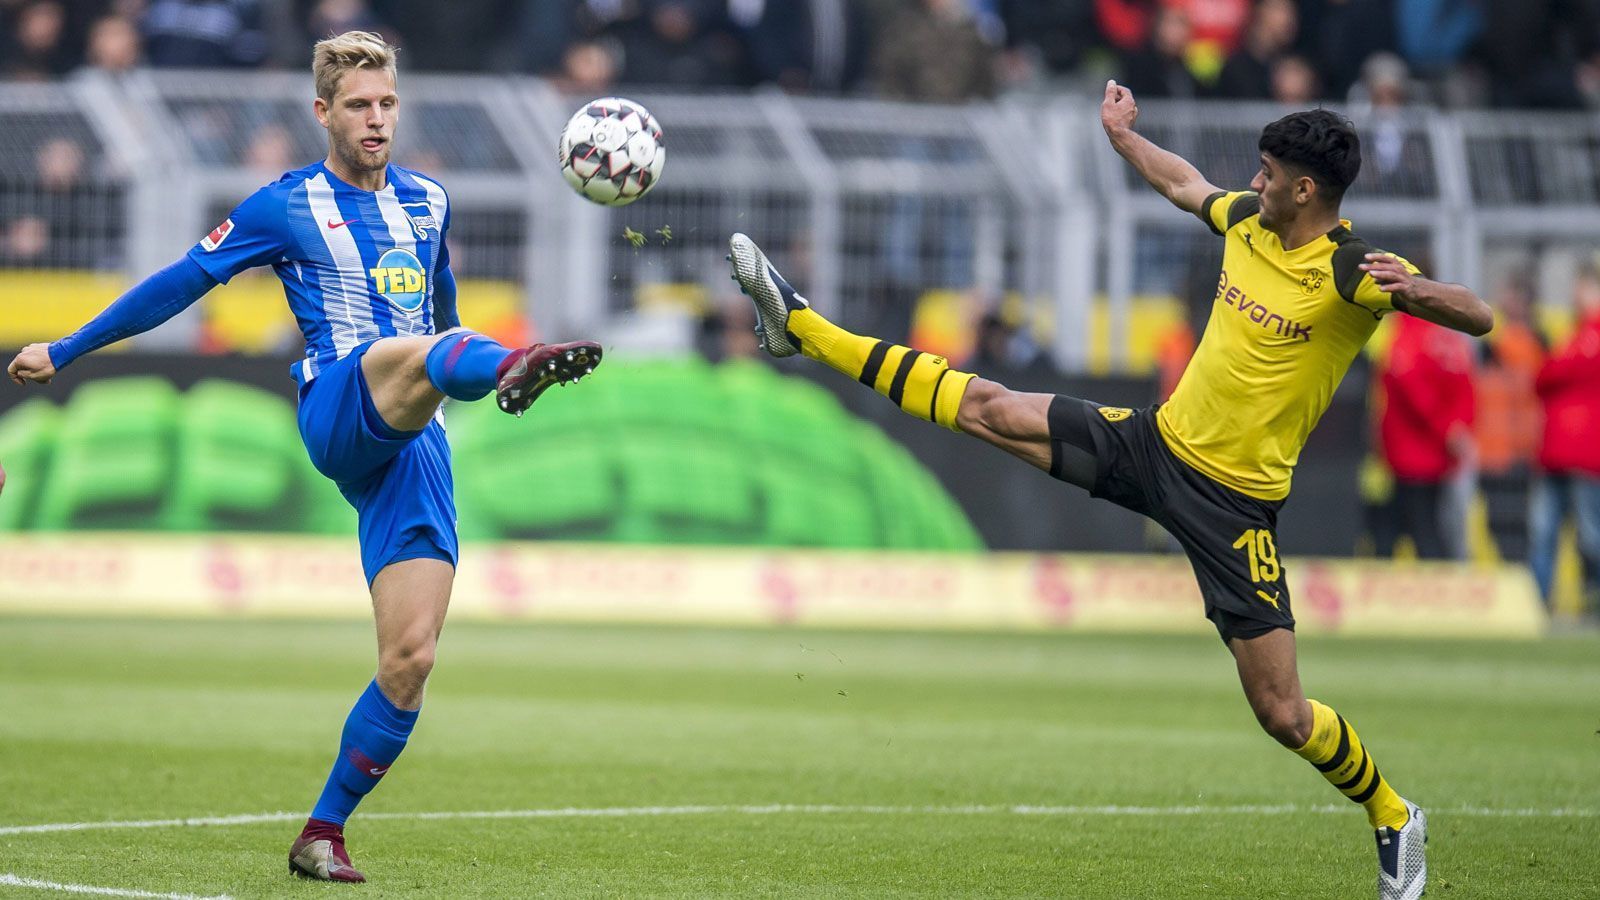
[1047,396,1295,643]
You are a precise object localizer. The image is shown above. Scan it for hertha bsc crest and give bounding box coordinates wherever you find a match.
[1098,407,1134,422]
[400,202,438,241]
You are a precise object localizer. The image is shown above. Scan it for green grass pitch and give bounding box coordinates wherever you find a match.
[1,617,1596,898]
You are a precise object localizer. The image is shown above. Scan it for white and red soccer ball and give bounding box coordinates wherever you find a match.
[558,97,665,207]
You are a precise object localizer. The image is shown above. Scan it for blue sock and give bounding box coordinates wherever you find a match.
[425,330,514,401]
[309,679,419,826]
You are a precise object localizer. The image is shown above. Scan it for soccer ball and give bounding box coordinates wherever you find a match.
[558,97,665,207]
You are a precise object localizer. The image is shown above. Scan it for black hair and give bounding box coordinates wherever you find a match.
[1258,109,1361,204]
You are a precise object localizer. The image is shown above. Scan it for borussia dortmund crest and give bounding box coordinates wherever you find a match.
[1300,268,1327,294]
[1098,407,1134,422]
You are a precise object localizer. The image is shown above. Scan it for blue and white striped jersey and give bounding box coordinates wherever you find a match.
[186,161,453,385]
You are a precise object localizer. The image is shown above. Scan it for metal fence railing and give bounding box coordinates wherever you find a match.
[2,74,1596,370]
[0,80,130,273]
[1451,110,1600,313]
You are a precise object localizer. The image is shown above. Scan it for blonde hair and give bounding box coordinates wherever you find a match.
[312,31,398,102]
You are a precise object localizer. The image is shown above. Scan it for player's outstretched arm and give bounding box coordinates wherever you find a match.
[6,256,218,386]
[1100,79,1221,218]
[1362,253,1494,337]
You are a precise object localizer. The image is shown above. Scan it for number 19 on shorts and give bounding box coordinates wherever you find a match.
[1232,529,1280,584]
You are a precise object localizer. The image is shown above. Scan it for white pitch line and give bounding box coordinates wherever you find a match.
[0,802,1595,839]
[0,873,230,900]
[0,812,303,837]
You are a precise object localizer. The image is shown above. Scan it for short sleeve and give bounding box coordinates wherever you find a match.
[185,185,289,285]
[1200,190,1261,236]
[1334,242,1423,317]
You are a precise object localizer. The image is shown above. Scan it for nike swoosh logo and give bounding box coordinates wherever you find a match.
[327,219,356,229]
[368,766,389,776]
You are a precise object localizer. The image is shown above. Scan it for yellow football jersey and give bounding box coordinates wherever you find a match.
[1156,190,1420,500]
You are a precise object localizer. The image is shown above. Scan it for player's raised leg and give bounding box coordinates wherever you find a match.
[727,232,1103,488]
[291,557,454,882]
[729,233,973,430]
[359,331,604,430]
[1231,630,1427,900]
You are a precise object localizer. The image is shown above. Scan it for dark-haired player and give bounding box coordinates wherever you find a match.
[727,81,1491,900]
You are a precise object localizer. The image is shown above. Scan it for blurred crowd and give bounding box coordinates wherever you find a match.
[4,0,1600,110]
[0,133,114,268]
[1353,263,1600,622]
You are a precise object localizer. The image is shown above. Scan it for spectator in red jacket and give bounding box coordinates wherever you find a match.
[1379,312,1477,559]
[1529,264,1600,614]
[1096,0,1249,76]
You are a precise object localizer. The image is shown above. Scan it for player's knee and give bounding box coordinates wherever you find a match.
[369,337,440,401]
[368,335,430,375]
[404,334,440,367]
[380,635,437,684]
[1253,697,1311,747]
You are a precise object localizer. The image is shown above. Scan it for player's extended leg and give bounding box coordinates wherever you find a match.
[291,558,454,883]
[729,233,970,426]
[360,331,603,430]
[951,380,1053,470]
[1231,629,1428,900]
[727,233,1101,489]
[956,381,1102,491]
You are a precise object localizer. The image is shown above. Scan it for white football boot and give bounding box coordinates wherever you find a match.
[728,232,809,358]
[1376,799,1427,900]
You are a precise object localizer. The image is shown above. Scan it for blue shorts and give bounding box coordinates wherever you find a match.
[297,340,458,585]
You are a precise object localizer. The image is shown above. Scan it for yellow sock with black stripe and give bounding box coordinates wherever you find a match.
[1294,699,1409,830]
[785,307,974,431]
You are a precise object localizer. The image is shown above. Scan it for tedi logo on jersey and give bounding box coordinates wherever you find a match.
[400,202,438,241]
[370,248,428,312]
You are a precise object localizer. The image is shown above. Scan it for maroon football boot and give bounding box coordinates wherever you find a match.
[494,340,603,417]
[289,818,366,883]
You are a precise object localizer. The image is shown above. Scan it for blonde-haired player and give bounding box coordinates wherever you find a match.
[9,32,603,882]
